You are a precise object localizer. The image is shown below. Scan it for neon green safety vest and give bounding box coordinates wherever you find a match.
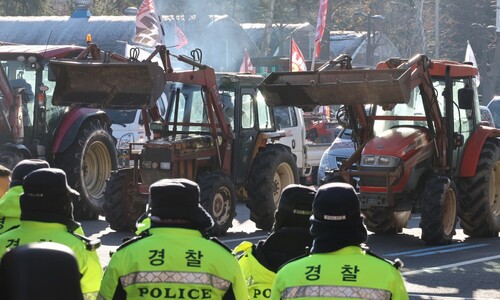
[0,186,23,234]
[234,241,276,299]
[271,246,409,300]
[98,227,249,300]
[0,220,103,299]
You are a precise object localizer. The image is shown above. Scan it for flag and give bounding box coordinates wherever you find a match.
[313,0,328,58]
[239,49,255,74]
[465,40,480,86]
[290,38,307,72]
[133,0,165,47]
[174,24,188,49]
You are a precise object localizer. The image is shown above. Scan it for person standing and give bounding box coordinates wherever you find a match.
[0,164,11,199]
[0,168,103,299]
[234,184,316,299]
[0,159,49,234]
[98,178,248,300]
[271,182,409,300]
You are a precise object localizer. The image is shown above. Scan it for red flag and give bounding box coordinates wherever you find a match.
[133,0,165,47]
[174,24,188,49]
[239,49,255,74]
[290,38,307,72]
[314,0,328,58]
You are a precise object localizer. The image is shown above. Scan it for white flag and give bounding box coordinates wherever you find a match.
[239,49,255,74]
[133,0,165,47]
[465,40,480,86]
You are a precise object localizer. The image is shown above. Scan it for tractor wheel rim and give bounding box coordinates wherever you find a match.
[83,141,112,200]
[212,187,231,225]
[490,161,500,216]
[273,162,295,206]
[442,187,457,236]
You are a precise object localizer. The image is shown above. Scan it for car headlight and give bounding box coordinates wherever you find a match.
[118,133,134,150]
[361,155,400,168]
[319,151,333,172]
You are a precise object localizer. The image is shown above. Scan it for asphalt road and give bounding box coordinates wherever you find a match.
[81,203,500,300]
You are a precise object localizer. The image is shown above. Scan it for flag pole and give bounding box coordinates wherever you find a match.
[311,43,318,71]
[289,38,293,71]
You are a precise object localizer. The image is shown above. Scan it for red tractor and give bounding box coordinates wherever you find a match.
[259,54,500,245]
[0,44,118,220]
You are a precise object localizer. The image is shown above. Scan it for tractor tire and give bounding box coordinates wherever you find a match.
[459,138,500,237]
[362,208,411,234]
[198,171,237,236]
[246,145,299,230]
[103,168,147,232]
[419,175,457,245]
[55,119,117,220]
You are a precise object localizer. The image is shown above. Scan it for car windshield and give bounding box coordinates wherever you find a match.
[104,109,137,125]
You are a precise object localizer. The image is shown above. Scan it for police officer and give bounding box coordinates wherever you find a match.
[0,159,49,234]
[0,164,11,199]
[234,184,315,299]
[271,182,409,300]
[0,168,103,299]
[98,178,249,300]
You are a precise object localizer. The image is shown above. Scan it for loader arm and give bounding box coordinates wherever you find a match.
[0,62,17,141]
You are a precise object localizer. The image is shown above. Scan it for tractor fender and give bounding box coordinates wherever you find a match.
[460,125,500,177]
[51,108,111,154]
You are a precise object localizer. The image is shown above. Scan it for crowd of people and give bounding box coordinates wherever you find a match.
[0,159,409,299]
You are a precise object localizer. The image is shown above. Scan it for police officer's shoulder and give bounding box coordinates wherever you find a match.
[70,231,101,251]
[363,246,404,269]
[275,252,309,273]
[208,236,232,253]
[116,231,151,252]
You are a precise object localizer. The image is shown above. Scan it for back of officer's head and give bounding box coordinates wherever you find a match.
[20,168,79,226]
[148,178,214,231]
[10,159,50,188]
[273,184,316,231]
[309,182,367,253]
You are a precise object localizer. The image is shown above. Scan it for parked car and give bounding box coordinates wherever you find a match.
[480,105,495,127]
[487,96,500,128]
[316,127,355,185]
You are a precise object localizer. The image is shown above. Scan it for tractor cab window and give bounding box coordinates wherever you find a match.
[166,86,209,133]
[241,94,254,129]
[219,91,235,129]
[256,90,273,130]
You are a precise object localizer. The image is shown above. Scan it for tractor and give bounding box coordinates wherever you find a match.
[258,54,500,245]
[49,45,298,235]
[0,44,117,220]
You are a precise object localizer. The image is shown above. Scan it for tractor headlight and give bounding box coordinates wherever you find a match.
[361,155,400,168]
[118,133,133,150]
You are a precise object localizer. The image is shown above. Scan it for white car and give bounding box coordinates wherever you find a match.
[105,94,168,167]
[317,128,355,184]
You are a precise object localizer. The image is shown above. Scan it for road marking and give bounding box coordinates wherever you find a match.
[408,294,499,299]
[384,243,488,257]
[402,254,500,275]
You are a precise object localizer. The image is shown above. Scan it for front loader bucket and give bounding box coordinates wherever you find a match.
[50,60,166,109]
[258,68,412,110]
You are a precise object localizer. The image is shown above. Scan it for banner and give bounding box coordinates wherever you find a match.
[290,38,307,72]
[174,24,188,49]
[313,0,328,58]
[239,49,255,74]
[133,0,165,47]
[465,40,480,86]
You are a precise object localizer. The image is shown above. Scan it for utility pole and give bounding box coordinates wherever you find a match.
[434,0,439,57]
[483,0,500,103]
